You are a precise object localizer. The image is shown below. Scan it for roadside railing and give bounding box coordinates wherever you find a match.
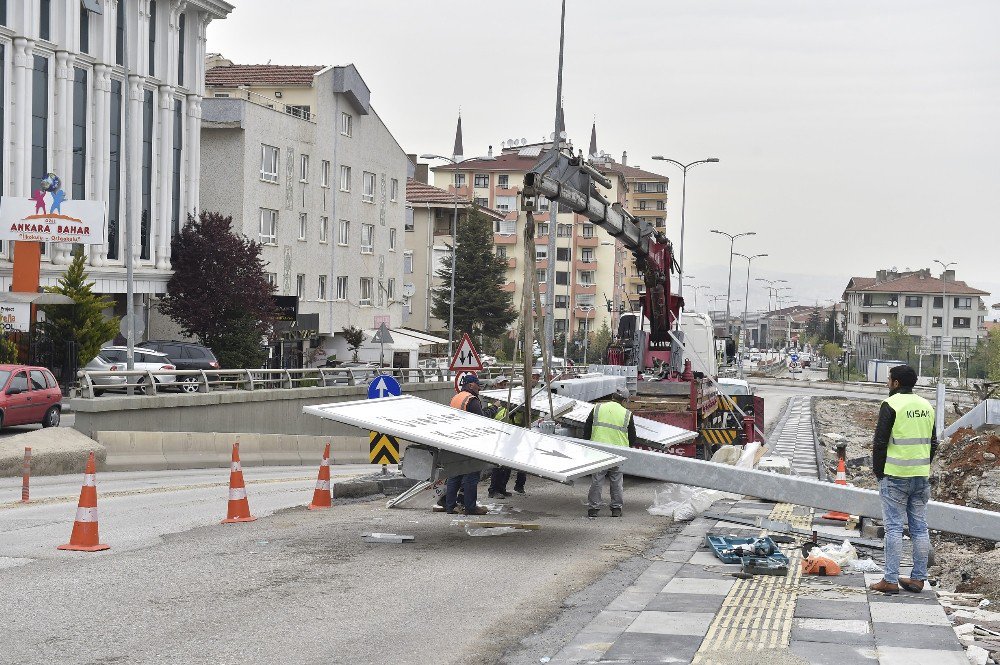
[76,364,593,398]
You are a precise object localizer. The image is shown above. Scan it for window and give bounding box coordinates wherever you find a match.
[390,178,399,202]
[638,200,649,210]
[556,247,570,261]
[954,297,973,309]
[319,217,329,243]
[904,316,921,326]
[321,160,330,187]
[340,165,351,191]
[954,337,971,351]
[266,272,278,288]
[535,246,548,261]
[362,171,376,203]
[497,220,516,235]
[904,296,923,308]
[656,201,666,211]
[556,271,568,285]
[40,0,50,40]
[171,99,183,239]
[474,174,490,188]
[555,295,568,309]
[259,208,277,244]
[141,88,154,260]
[933,296,943,309]
[177,12,185,85]
[555,319,568,334]
[338,220,350,245]
[341,112,352,136]
[116,1,124,64]
[405,208,414,232]
[298,213,307,240]
[454,173,466,188]
[299,154,309,182]
[498,174,509,188]
[389,227,397,251]
[579,270,596,285]
[31,55,48,188]
[79,4,90,53]
[260,144,278,183]
[495,246,507,260]
[538,198,549,211]
[147,0,157,75]
[537,223,549,236]
[932,316,943,328]
[387,278,396,301]
[360,278,373,305]
[72,68,87,199]
[954,317,971,329]
[474,196,489,207]
[361,223,374,253]
[318,275,327,300]
[536,269,547,284]
[582,223,595,238]
[108,78,122,259]
[296,274,305,299]
[557,223,572,237]
[577,295,596,308]
[285,105,311,120]
[403,251,413,274]
[495,195,516,212]
[336,276,348,300]
[581,249,595,263]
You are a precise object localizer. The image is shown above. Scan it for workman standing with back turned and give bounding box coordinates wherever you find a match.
[584,387,636,518]
[445,374,488,515]
[868,364,937,595]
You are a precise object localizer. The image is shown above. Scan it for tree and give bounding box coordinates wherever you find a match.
[820,342,843,362]
[38,250,120,366]
[884,320,913,361]
[590,321,613,363]
[805,307,822,340]
[342,326,366,361]
[159,212,275,369]
[431,207,516,339]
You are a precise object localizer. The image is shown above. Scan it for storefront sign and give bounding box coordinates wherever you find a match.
[0,303,31,332]
[0,195,106,244]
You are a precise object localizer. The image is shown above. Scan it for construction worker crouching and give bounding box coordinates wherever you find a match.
[584,387,636,518]
[444,374,489,515]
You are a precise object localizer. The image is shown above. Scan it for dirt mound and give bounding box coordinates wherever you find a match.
[932,426,1000,510]
[813,397,880,489]
[0,427,105,477]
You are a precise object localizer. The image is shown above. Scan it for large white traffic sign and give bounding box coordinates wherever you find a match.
[449,333,483,371]
[480,389,698,449]
[303,395,625,483]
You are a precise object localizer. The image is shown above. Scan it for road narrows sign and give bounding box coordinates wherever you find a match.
[369,432,400,465]
[449,333,483,371]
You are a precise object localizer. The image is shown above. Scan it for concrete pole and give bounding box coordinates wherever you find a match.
[544,0,567,368]
[123,3,135,372]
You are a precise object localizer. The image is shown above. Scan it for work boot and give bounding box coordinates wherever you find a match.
[432,504,446,513]
[514,487,526,495]
[587,508,600,518]
[467,506,488,516]
[488,491,511,499]
[899,577,925,593]
[868,579,900,594]
[611,507,622,518]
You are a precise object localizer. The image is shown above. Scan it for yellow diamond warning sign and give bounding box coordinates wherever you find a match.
[369,431,400,465]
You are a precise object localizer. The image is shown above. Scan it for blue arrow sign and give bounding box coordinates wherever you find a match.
[790,354,799,362]
[368,374,402,399]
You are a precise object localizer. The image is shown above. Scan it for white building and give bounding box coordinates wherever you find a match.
[0,0,233,310]
[199,59,411,366]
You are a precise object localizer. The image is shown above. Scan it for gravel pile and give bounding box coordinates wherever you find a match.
[0,427,104,477]
[813,397,880,489]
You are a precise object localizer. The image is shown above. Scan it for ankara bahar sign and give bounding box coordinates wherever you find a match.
[0,174,106,244]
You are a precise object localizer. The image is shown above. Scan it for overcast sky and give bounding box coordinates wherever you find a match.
[207,1,999,313]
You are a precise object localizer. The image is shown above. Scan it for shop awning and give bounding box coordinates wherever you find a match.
[0,292,76,305]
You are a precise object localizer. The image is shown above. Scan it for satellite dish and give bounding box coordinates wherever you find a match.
[520,138,527,145]
[880,318,887,325]
[549,132,556,140]
[402,284,416,297]
[559,131,567,139]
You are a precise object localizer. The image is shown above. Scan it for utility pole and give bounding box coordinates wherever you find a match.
[544,0,567,368]
[122,2,136,378]
[711,229,756,337]
[933,259,956,438]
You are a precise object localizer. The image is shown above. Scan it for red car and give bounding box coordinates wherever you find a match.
[0,365,62,429]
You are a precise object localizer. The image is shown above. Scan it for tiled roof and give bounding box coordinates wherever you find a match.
[205,64,324,87]
[406,179,469,205]
[594,161,669,181]
[430,152,541,172]
[845,274,988,296]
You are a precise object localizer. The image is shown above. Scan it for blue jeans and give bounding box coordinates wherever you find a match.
[445,472,481,513]
[879,476,931,584]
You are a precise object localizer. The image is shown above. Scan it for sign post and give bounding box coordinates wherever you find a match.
[367,373,402,473]
[371,323,394,367]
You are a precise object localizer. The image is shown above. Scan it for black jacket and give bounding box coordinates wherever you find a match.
[872,387,938,479]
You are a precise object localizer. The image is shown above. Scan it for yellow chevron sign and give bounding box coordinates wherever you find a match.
[369,431,400,465]
[700,428,738,445]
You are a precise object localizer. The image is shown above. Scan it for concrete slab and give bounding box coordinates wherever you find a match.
[672,564,737,579]
[605,589,659,612]
[655,550,697,564]
[789,641,878,664]
[583,610,639,634]
[794,586,869,602]
[795,597,872,619]
[601,631,703,663]
[625,610,715,636]
[661,577,735,595]
[871,623,964,649]
[875,646,969,665]
[645,592,727,614]
[790,626,875,646]
[550,632,618,662]
[793,618,871,634]
[869,601,951,626]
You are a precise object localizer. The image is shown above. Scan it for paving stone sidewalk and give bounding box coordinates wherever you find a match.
[547,497,966,664]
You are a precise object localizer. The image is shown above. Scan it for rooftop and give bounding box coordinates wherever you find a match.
[844,272,988,296]
[430,151,541,173]
[205,64,325,87]
[593,161,669,182]
[406,179,470,205]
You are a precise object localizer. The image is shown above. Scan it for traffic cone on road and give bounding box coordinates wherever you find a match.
[57,451,110,552]
[308,443,333,510]
[222,443,257,523]
[821,457,851,522]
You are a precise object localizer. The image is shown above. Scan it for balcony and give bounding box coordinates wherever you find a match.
[577,235,599,248]
[505,257,516,269]
[500,281,516,293]
[535,258,550,270]
[575,258,598,270]
[574,284,597,296]
[495,186,520,196]
[574,306,597,319]
[494,233,518,245]
[448,185,472,197]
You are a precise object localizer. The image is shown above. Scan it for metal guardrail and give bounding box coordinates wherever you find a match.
[76,364,592,398]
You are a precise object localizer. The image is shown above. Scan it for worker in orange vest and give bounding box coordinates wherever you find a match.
[443,374,488,515]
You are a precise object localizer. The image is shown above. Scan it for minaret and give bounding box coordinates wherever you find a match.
[588,121,598,158]
[452,113,464,162]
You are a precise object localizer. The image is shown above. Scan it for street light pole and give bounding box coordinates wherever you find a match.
[711,229,756,337]
[933,259,956,437]
[735,253,767,350]
[650,156,720,306]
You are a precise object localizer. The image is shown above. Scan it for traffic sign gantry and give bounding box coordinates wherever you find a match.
[449,333,483,371]
[369,432,400,465]
[368,374,401,400]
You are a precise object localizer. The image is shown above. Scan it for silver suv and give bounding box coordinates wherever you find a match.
[99,347,177,388]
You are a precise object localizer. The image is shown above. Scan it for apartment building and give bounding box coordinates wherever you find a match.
[403,168,505,336]
[429,124,624,343]
[198,58,408,365]
[0,0,233,312]
[843,268,990,367]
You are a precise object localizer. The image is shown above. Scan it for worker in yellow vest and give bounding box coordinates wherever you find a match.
[584,387,636,518]
[868,365,937,595]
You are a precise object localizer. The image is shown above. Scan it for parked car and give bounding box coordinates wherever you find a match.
[82,353,128,395]
[326,361,381,385]
[717,377,754,396]
[0,364,62,428]
[141,340,220,393]
[98,347,177,388]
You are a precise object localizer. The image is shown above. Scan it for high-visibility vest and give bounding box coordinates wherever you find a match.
[494,406,508,421]
[590,401,632,447]
[883,392,935,478]
[450,391,474,411]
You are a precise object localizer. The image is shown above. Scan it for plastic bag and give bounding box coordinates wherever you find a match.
[817,540,858,567]
[647,484,729,521]
[848,558,882,573]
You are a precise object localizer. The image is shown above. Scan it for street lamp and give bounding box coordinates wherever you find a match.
[932,259,957,436]
[420,153,495,365]
[735,252,767,350]
[650,156,719,304]
[710,229,756,335]
[580,305,595,365]
[688,284,711,311]
[756,277,788,311]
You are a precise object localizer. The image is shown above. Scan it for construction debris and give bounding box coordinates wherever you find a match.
[361,533,415,544]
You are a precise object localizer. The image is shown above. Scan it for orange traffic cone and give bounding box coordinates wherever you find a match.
[308,443,333,510]
[222,443,256,523]
[821,457,850,522]
[58,451,110,552]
